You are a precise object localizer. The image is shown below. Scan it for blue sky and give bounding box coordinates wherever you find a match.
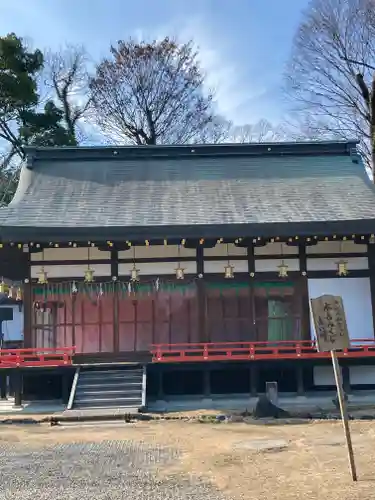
[1,0,310,125]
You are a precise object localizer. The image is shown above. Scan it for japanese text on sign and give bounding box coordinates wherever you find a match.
[310,295,350,352]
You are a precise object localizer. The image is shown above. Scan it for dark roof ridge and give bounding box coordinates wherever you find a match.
[24,139,359,169]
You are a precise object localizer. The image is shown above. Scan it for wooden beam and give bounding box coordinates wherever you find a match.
[298,244,311,341]
[196,246,207,341]
[367,245,375,338]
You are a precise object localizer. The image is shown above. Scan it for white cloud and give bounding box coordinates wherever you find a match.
[173,17,268,123]
[130,15,268,124]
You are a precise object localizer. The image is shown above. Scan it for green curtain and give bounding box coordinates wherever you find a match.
[267,300,293,341]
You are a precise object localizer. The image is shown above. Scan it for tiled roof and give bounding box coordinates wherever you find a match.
[1,141,375,240]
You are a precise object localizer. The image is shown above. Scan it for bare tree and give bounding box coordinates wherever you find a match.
[285,0,375,172]
[229,119,287,143]
[88,37,225,145]
[43,44,91,144]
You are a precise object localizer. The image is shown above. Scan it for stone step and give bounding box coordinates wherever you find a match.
[74,397,142,409]
[76,389,142,399]
[76,381,142,391]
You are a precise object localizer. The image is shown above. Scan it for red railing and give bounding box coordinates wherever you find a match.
[151,339,375,362]
[0,347,75,368]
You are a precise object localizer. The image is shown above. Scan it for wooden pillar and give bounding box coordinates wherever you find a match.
[367,245,375,337]
[0,371,7,399]
[203,367,211,398]
[296,363,304,395]
[61,371,71,404]
[157,369,164,400]
[196,246,207,342]
[23,281,33,348]
[13,370,23,408]
[342,365,351,394]
[298,244,311,340]
[247,245,255,339]
[250,364,258,397]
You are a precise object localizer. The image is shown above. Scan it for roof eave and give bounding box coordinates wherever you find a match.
[0,219,374,242]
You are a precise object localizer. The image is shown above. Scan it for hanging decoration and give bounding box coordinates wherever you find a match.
[130,246,140,281]
[37,250,48,284]
[224,244,234,279]
[0,280,9,295]
[175,245,185,280]
[37,267,48,284]
[277,242,288,278]
[84,247,95,283]
[16,287,22,301]
[337,260,349,276]
[336,241,349,276]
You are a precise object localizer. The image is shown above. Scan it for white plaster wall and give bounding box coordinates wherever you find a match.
[313,365,341,386]
[31,263,111,279]
[31,247,110,261]
[119,245,195,259]
[307,277,374,341]
[307,257,368,271]
[204,260,248,274]
[119,261,196,277]
[306,241,367,254]
[0,305,23,342]
[254,242,298,255]
[255,258,300,272]
[349,366,375,385]
[204,243,246,257]
[315,366,375,387]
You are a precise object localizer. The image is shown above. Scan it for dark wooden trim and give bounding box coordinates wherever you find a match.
[196,246,207,341]
[298,244,311,341]
[113,282,119,353]
[29,251,368,268]
[23,251,32,348]
[298,244,307,274]
[31,276,114,283]
[305,252,368,259]
[247,246,255,274]
[110,249,119,277]
[30,258,112,266]
[306,270,369,279]
[71,294,76,348]
[367,245,375,336]
[5,217,375,242]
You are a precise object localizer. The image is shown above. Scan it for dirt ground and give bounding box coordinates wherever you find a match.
[1,419,375,500]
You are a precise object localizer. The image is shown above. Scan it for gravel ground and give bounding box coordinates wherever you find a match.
[0,440,226,500]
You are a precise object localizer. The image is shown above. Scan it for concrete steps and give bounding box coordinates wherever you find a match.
[72,367,145,411]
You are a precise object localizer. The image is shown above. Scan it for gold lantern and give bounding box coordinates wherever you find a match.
[37,267,48,284]
[16,287,22,301]
[277,243,288,277]
[84,247,95,282]
[224,263,235,279]
[130,264,140,282]
[0,280,9,294]
[84,267,95,283]
[224,244,234,279]
[175,266,185,280]
[130,246,140,281]
[278,261,289,278]
[175,245,185,279]
[337,260,349,276]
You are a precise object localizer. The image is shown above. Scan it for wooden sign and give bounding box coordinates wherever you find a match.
[310,295,350,352]
[310,294,357,482]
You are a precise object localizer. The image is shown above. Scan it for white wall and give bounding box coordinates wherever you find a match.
[0,305,23,342]
[350,366,375,385]
[307,277,374,342]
